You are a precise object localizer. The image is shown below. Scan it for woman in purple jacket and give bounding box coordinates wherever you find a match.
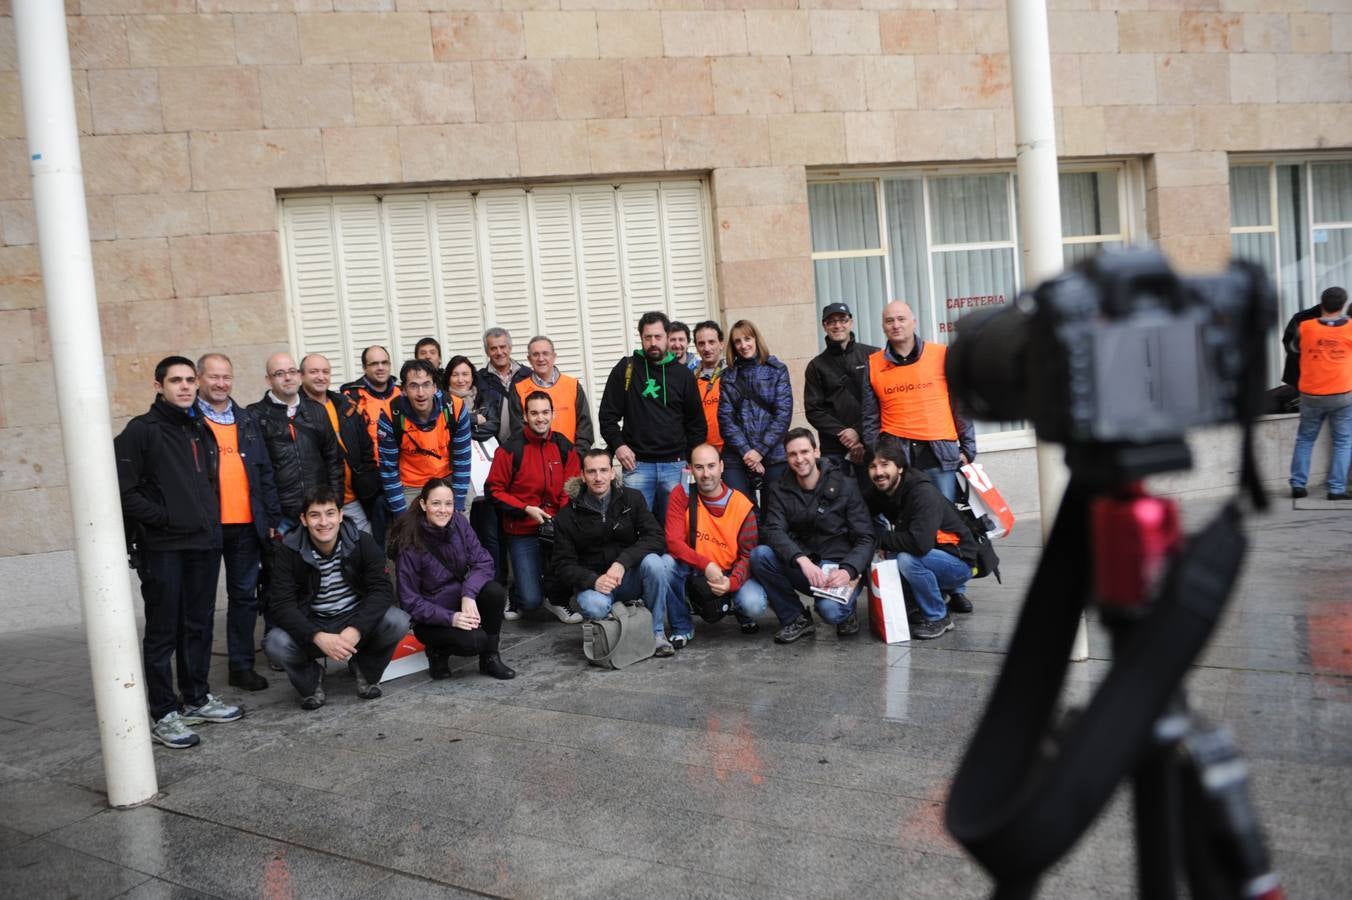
[389,478,516,681]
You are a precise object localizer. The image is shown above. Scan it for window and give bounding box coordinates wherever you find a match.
[1229,158,1352,385]
[279,180,716,412]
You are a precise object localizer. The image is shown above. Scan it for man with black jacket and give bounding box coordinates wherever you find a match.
[249,351,344,528]
[598,310,707,523]
[751,428,875,644]
[805,303,878,483]
[301,352,381,534]
[263,486,411,709]
[117,355,243,750]
[866,434,979,640]
[551,449,675,657]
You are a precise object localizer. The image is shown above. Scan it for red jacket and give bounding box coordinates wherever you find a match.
[484,428,579,536]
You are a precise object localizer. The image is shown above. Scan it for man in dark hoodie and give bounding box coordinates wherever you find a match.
[551,448,675,656]
[117,355,243,750]
[866,434,979,640]
[300,353,381,535]
[598,310,707,523]
[263,485,411,709]
[805,302,878,486]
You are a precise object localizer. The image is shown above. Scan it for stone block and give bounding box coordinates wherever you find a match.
[189,129,325,192]
[1080,53,1156,106]
[352,62,476,126]
[261,65,355,129]
[932,11,977,55]
[0,362,57,423]
[1117,12,1181,52]
[126,14,236,67]
[207,291,286,347]
[517,120,590,177]
[713,203,810,264]
[915,54,1010,109]
[712,166,807,209]
[554,60,626,119]
[87,69,161,136]
[399,123,520,182]
[82,134,191,196]
[661,12,748,57]
[716,257,813,312]
[1148,184,1228,238]
[0,308,35,364]
[597,12,663,59]
[964,11,1009,54]
[0,72,21,139]
[524,11,598,59]
[712,57,794,116]
[1290,14,1332,53]
[0,138,29,202]
[1241,13,1289,53]
[894,109,996,161]
[863,56,917,111]
[91,238,175,304]
[0,486,72,556]
[0,423,65,493]
[98,296,213,357]
[746,11,811,57]
[68,15,130,69]
[663,115,771,170]
[88,198,118,242]
[623,58,714,118]
[790,56,866,113]
[879,11,935,54]
[235,14,301,66]
[1312,102,1352,146]
[0,20,11,74]
[170,232,282,298]
[113,193,209,240]
[809,11,881,55]
[1276,54,1352,104]
[207,189,276,235]
[472,60,558,122]
[299,12,434,63]
[1334,16,1352,55]
[83,0,194,10]
[586,117,663,174]
[430,12,524,61]
[750,309,816,363]
[1103,106,1194,154]
[1229,53,1276,104]
[1156,53,1229,105]
[1154,233,1231,275]
[1050,54,1082,107]
[844,110,897,164]
[1191,104,1259,152]
[1146,151,1228,189]
[1258,103,1323,151]
[1178,12,1242,52]
[1048,11,1118,53]
[1,199,34,246]
[159,67,263,133]
[323,127,402,185]
[768,113,845,166]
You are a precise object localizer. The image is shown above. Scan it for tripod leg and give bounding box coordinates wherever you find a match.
[1132,746,1182,900]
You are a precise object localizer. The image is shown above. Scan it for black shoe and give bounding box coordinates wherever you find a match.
[774,615,815,644]
[1329,492,1351,500]
[835,612,860,637]
[1291,486,1308,499]
[228,668,269,691]
[739,621,760,635]
[912,614,955,640]
[348,660,382,700]
[479,653,516,680]
[426,649,451,681]
[947,592,974,615]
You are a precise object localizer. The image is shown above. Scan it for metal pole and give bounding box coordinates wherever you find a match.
[13,0,158,806]
[1006,0,1088,660]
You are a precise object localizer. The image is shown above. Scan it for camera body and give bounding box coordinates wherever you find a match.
[946,249,1276,447]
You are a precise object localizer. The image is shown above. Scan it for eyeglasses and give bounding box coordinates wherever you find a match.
[269,368,300,378]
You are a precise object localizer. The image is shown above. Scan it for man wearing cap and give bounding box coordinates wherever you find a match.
[805,303,878,485]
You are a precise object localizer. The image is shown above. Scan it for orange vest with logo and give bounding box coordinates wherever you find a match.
[205,419,252,525]
[868,343,958,442]
[694,488,754,572]
[516,374,579,443]
[1298,318,1352,396]
[352,384,401,462]
[699,372,723,452]
[397,404,455,490]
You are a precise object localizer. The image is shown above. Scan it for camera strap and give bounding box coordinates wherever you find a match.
[945,484,1247,893]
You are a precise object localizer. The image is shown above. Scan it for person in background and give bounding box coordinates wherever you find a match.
[1289,286,1352,500]
[805,302,878,488]
[692,320,726,454]
[414,337,445,389]
[446,354,507,584]
[668,320,698,371]
[478,327,531,446]
[717,319,792,508]
[300,353,381,536]
[341,345,401,544]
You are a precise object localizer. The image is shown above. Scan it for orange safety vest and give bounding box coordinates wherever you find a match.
[395,402,457,490]
[204,418,252,525]
[323,399,356,505]
[1298,318,1352,396]
[351,384,401,463]
[515,374,579,443]
[693,488,754,572]
[699,372,723,452]
[868,343,958,442]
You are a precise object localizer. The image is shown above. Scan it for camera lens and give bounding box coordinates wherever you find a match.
[945,304,1033,423]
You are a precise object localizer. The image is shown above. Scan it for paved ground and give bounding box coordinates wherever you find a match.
[1,494,1349,899]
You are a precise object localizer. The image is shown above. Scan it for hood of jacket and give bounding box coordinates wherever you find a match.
[563,473,623,502]
[284,518,361,567]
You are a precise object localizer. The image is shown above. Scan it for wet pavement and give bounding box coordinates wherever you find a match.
[1,495,1349,898]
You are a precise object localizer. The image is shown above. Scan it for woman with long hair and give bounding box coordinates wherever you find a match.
[717,319,792,506]
[445,354,499,442]
[388,478,515,681]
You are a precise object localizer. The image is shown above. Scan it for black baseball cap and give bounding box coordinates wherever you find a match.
[821,302,852,321]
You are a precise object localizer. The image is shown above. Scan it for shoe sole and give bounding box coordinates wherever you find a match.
[152,733,200,749]
[180,712,243,725]
[775,627,816,644]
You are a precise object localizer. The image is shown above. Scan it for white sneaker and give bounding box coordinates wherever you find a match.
[545,602,583,625]
[503,605,521,622]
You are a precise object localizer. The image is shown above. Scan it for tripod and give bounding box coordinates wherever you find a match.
[944,442,1282,900]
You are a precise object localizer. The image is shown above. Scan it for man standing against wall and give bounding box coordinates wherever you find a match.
[1290,286,1352,500]
[377,358,473,516]
[478,327,531,446]
[805,303,878,484]
[507,335,594,451]
[692,320,726,454]
[300,353,381,534]
[341,345,402,543]
[667,321,698,371]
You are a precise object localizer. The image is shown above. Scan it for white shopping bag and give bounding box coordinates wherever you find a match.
[470,438,499,496]
[958,462,1016,539]
[868,558,910,644]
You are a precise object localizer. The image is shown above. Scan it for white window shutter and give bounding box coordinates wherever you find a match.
[478,189,536,348]
[281,198,348,382]
[332,196,392,377]
[661,181,712,327]
[617,184,666,320]
[430,192,485,365]
[528,188,586,382]
[574,186,627,411]
[382,194,437,365]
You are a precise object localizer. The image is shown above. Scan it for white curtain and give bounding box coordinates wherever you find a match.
[885,179,931,340]
[808,182,887,345]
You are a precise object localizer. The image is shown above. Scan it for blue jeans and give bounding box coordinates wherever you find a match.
[624,460,686,523]
[470,499,505,583]
[896,549,972,621]
[660,554,768,636]
[924,467,960,504]
[575,554,671,636]
[138,548,222,720]
[506,534,550,611]
[721,455,787,510]
[221,524,263,672]
[263,606,411,699]
[1290,400,1352,494]
[749,545,858,627]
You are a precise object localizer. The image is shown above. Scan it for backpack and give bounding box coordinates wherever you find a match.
[955,503,1002,583]
[484,431,575,508]
[389,401,456,450]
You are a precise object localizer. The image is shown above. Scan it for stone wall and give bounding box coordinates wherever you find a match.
[0,2,1350,559]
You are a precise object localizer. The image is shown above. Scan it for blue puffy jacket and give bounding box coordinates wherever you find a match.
[717,355,793,465]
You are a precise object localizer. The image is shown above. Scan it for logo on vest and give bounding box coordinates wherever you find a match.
[884,381,936,395]
[695,529,732,552]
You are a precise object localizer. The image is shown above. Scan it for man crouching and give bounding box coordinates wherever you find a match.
[264,485,411,708]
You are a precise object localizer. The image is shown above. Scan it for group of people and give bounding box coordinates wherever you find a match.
[117,300,987,750]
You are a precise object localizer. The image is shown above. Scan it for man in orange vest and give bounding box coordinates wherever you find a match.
[300,353,381,535]
[692,320,725,453]
[197,353,281,692]
[861,300,976,503]
[376,358,472,517]
[341,345,401,543]
[506,335,593,451]
[1290,286,1352,500]
[659,443,767,649]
